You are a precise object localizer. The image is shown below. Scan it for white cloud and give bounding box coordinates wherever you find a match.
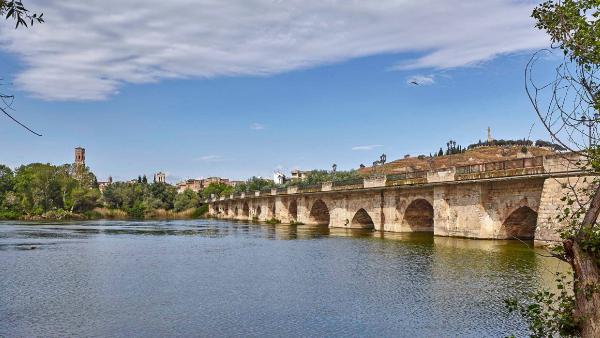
[352,144,383,151]
[407,75,435,86]
[250,122,265,130]
[198,155,227,162]
[0,0,548,101]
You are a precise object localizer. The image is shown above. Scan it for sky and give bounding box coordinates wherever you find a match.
[0,0,562,182]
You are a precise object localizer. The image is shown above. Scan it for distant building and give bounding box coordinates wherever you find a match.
[176,179,203,193]
[98,176,113,192]
[74,147,85,167]
[228,180,244,187]
[203,177,229,186]
[154,172,166,183]
[273,171,286,185]
[175,176,239,194]
[291,170,307,180]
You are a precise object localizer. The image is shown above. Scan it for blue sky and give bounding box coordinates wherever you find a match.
[0,0,558,182]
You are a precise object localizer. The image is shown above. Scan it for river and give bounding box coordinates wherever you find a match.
[0,220,568,337]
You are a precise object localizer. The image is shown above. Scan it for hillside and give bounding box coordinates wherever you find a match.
[357,146,557,175]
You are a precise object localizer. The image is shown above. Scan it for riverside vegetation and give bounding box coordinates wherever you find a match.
[0,163,207,220]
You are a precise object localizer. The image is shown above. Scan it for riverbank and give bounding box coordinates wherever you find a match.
[0,206,208,221]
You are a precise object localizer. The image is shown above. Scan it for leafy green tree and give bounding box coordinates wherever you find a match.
[0,164,14,202]
[142,175,148,184]
[202,183,233,199]
[148,182,177,210]
[174,189,200,212]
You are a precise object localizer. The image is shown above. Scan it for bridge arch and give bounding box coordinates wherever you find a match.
[502,206,538,240]
[255,205,262,218]
[242,202,249,217]
[403,198,434,231]
[309,199,330,225]
[351,208,375,229]
[289,200,298,221]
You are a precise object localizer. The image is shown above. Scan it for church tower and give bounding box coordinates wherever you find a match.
[75,147,86,167]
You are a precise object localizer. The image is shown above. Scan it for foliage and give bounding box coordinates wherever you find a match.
[234,176,277,193]
[265,218,281,225]
[0,162,100,217]
[533,0,600,69]
[191,205,209,218]
[202,182,234,199]
[174,188,200,212]
[506,273,579,338]
[102,181,177,212]
[1,0,44,29]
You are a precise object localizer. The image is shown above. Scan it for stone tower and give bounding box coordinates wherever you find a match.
[75,147,86,167]
[154,172,166,183]
[487,127,493,143]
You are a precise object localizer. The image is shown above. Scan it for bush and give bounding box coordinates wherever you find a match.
[191,205,208,218]
[127,204,146,219]
[0,210,20,220]
[265,218,281,225]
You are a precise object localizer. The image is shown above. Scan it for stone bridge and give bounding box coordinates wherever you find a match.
[207,154,589,243]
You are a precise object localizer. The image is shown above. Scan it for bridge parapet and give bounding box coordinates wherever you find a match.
[206,154,586,203]
[427,168,455,183]
[455,157,544,181]
[364,175,386,188]
[543,153,583,173]
[333,178,364,190]
[386,171,428,187]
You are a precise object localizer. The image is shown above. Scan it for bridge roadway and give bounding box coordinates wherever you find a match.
[207,154,588,243]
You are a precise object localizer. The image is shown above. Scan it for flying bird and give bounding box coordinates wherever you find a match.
[410,81,420,86]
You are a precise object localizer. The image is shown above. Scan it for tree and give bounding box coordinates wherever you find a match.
[174,189,200,212]
[508,1,600,336]
[142,175,148,184]
[202,183,233,199]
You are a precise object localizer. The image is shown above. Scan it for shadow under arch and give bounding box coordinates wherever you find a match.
[255,205,262,218]
[242,202,249,217]
[309,199,330,225]
[289,200,298,221]
[351,208,375,230]
[502,206,538,240]
[403,199,434,232]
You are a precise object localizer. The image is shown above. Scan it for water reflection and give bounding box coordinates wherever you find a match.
[0,220,570,337]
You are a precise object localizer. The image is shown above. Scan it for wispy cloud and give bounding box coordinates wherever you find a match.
[352,144,383,151]
[0,1,547,101]
[198,155,228,162]
[250,123,265,130]
[406,75,435,86]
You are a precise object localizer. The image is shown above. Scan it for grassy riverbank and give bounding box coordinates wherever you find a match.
[0,205,209,221]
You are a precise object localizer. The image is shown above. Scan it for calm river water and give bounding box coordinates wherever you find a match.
[0,220,568,337]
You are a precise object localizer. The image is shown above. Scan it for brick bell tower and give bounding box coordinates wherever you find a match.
[75,147,86,167]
